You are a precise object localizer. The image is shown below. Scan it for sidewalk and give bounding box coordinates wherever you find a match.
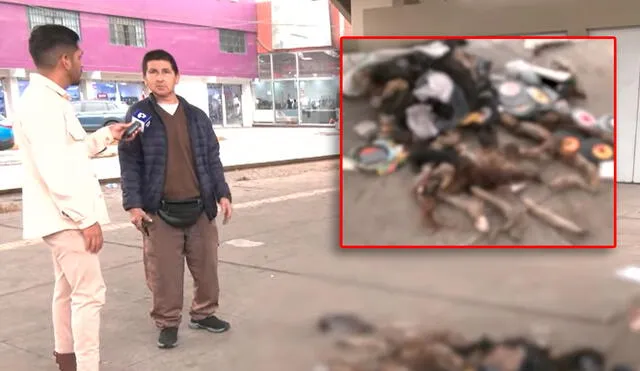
[0,126,339,192]
[0,162,639,370]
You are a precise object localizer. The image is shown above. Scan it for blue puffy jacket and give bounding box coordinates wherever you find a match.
[117,94,231,220]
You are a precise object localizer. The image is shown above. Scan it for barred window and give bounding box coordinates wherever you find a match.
[27,7,81,37]
[109,16,146,47]
[219,29,246,54]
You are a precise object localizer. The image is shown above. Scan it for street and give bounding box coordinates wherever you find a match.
[1,160,640,370]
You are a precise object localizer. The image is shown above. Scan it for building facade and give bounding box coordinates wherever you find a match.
[253,0,350,126]
[0,0,257,127]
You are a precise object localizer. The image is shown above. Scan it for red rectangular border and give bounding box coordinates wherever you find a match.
[338,35,617,249]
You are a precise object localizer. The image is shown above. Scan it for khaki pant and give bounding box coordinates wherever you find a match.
[44,229,106,371]
[142,213,220,328]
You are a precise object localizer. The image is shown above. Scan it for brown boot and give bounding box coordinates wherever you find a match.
[53,351,77,371]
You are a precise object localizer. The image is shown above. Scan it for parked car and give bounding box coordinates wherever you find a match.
[71,100,128,132]
[0,114,13,151]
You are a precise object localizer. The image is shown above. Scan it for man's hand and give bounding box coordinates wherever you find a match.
[81,222,104,254]
[129,208,153,235]
[109,122,141,142]
[219,197,232,225]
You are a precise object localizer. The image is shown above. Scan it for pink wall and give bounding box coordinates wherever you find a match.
[0,3,32,69]
[0,1,257,78]
[0,0,257,32]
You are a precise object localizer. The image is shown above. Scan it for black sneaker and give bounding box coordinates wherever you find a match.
[188,315,230,333]
[157,327,178,349]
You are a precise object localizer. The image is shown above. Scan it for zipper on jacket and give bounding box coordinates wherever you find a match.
[147,94,169,212]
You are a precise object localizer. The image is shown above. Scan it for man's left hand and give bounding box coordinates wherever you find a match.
[109,122,141,142]
[219,197,232,225]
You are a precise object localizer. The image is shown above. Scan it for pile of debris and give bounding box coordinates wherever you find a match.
[342,39,614,241]
[314,313,632,371]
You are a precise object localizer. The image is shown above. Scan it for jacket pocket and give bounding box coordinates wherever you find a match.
[65,111,88,142]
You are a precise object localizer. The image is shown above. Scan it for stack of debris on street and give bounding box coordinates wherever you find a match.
[342,39,614,242]
[314,313,633,371]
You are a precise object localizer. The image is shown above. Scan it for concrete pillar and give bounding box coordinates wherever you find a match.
[80,80,93,100]
[4,77,21,119]
[242,82,254,127]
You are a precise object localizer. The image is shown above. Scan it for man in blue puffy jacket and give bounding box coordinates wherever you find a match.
[118,49,233,349]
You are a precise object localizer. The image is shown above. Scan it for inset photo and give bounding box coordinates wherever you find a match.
[340,36,616,248]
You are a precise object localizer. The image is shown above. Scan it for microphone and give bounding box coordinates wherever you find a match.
[124,110,151,139]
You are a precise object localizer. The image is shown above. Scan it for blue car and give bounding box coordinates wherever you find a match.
[0,114,13,151]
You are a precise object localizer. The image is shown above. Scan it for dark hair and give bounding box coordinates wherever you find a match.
[28,24,80,69]
[142,49,179,75]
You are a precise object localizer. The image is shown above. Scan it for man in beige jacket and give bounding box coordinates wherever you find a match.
[12,25,139,371]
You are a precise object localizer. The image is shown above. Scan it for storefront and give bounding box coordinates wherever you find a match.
[0,73,252,126]
[0,75,80,118]
[15,75,145,107]
[252,49,339,126]
[87,80,145,105]
[16,78,81,102]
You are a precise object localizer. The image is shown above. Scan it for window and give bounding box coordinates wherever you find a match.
[27,7,81,37]
[83,102,108,112]
[219,29,246,54]
[297,51,339,78]
[258,55,272,79]
[109,16,146,47]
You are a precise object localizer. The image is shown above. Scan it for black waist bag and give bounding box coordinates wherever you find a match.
[158,198,204,228]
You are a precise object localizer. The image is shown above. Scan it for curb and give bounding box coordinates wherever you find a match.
[0,155,339,197]
[98,155,340,185]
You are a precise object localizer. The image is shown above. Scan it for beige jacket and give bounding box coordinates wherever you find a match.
[13,74,115,239]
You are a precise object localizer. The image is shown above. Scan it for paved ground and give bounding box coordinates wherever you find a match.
[341,39,615,246]
[1,160,640,370]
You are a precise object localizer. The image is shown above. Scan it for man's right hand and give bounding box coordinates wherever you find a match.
[81,222,104,254]
[129,208,152,235]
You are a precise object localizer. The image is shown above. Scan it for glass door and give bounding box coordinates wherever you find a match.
[223,84,243,126]
[207,83,224,126]
[273,80,298,124]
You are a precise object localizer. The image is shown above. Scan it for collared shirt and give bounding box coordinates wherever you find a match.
[13,73,115,239]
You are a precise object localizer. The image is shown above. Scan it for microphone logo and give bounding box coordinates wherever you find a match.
[132,110,152,132]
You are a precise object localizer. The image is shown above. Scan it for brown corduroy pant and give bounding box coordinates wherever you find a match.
[142,213,220,329]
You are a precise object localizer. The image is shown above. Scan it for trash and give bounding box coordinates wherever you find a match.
[571,108,598,130]
[314,313,632,371]
[343,157,358,172]
[596,114,614,133]
[413,70,455,104]
[504,59,585,101]
[496,80,539,118]
[523,38,574,55]
[347,139,408,176]
[405,104,439,140]
[342,40,613,239]
[353,120,379,141]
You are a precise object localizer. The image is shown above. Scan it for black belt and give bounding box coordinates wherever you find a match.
[157,197,203,228]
